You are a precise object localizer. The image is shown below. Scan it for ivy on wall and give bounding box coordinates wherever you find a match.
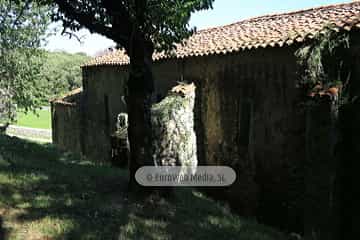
[295,26,352,106]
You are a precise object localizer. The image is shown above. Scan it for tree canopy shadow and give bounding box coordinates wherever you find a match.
[0,215,5,239]
[0,135,286,240]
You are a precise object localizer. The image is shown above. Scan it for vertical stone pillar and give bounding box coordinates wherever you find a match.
[338,98,360,239]
[304,95,340,240]
[151,83,197,169]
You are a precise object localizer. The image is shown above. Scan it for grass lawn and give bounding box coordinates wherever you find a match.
[15,108,51,130]
[0,135,287,240]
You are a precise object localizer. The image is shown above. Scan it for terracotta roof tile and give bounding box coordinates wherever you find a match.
[83,1,360,67]
[51,87,83,105]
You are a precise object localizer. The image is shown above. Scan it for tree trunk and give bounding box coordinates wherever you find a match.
[127,24,154,190]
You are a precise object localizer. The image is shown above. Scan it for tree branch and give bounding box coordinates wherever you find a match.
[13,0,32,28]
[0,1,12,30]
[102,0,132,36]
[61,29,85,44]
[53,0,130,49]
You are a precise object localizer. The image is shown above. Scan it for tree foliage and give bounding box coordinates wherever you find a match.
[39,51,90,101]
[296,27,351,90]
[36,0,215,188]
[40,0,214,52]
[296,26,353,107]
[0,0,51,121]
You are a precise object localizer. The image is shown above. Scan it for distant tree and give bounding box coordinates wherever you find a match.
[37,0,214,189]
[0,0,51,122]
[40,51,90,101]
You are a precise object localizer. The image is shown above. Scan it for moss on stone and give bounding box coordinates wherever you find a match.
[151,83,197,168]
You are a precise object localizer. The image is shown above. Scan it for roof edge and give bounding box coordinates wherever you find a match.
[199,1,356,33]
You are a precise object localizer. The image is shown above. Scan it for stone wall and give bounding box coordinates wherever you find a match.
[304,95,340,240]
[338,45,360,239]
[51,101,82,154]
[81,64,180,163]
[71,42,359,237]
[80,46,306,231]
[81,66,128,162]
[181,48,306,231]
[6,125,52,140]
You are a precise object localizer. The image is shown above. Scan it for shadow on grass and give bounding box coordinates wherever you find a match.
[0,135,286,240]
[0,216,5,240]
